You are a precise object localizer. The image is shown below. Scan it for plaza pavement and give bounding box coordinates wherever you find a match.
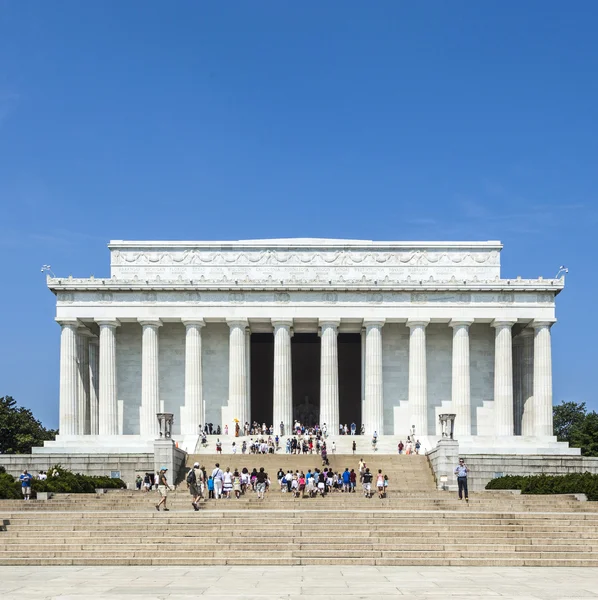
[1,565,595,599]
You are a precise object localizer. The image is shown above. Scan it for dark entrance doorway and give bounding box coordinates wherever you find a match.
[250,330,362,428]
[291,333,320,426]
[250,333,273,425]
[338,333,362,428]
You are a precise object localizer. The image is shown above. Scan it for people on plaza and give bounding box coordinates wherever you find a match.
[398,441,404,454]
[352,440,357,454]
[454,458,469,502]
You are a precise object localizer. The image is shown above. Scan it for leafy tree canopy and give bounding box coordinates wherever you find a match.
[553,401,598,457]
[0,396,57,454]
[553,401,586,442]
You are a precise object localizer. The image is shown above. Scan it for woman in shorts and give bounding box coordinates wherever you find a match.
[376,469,384,499]
[222,467,233,498]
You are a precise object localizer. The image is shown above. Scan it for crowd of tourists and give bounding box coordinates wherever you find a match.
[196,420,369,439]
[147,457,390,511]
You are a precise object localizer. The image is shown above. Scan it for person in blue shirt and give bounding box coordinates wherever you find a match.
[454,458,469,502]
[342,468,351,492]
[19,470,34,501]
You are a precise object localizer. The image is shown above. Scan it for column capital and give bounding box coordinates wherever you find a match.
[519,326,535,338]
[56,317,80,328]
[318,318,340,329]
[138,318,162,328]
[182,318,206,329]
[95,318,121,328]
[491,319,517,329]
[77,327,97,339]
[407,318,430,328]
[449,319,474,328]
[532,319,556,329]
[272,318,294,329]
[363,319,385,329]
[226,318,249,328]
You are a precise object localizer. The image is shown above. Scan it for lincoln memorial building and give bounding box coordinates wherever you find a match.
[40,238,573,455]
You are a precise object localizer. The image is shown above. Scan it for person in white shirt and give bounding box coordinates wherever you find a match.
[211,463,224,499]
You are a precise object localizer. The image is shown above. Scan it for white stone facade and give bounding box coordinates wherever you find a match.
[40,238,572,454]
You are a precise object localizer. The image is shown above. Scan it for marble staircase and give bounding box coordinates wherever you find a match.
[1,453,598,566]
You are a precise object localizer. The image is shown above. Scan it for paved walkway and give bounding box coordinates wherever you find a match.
[1,566,595,599]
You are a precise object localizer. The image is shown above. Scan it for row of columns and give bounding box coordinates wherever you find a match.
[57,317,554,438]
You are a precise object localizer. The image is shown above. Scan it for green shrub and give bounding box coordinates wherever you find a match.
[485,475,528,490]
[485,472,598,501]
[0,465,126,499]
[33,465,126,495]
[0,472,21,499]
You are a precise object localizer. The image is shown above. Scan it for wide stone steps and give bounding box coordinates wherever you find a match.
[2,452,597,566]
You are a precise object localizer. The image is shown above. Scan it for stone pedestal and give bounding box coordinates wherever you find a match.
[432,439,460,492]
[154,439,177,487]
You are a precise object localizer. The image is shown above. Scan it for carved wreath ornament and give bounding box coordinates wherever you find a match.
[112,249,499,267]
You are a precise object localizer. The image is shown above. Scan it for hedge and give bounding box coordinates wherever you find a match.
[0,464,126,499]
[486,472,598,501]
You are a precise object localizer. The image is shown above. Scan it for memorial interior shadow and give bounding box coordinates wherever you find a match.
[250,333,274,426]
[250,332,362,428]
[291,334,321,426]
[338,333,362,428]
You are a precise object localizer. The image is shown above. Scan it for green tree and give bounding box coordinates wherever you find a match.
[570,411,598,457]
[553,401,586,443]
[0,396,57,454]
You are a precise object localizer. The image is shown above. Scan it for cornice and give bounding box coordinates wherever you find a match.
[47,277,565,294]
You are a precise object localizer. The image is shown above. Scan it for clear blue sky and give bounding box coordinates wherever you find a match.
[1,2,597,428]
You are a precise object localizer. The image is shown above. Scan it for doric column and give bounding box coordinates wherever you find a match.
[227,319,249,428]
[533,320,554,437]
[57,318,80,436]
[408,319,429,437]
[182,319,205,435]
[139,319,162,437]
[88,338,100,435]
[245,326,252,425]
[319,319,340,435]
[492,319,516,436]
[449,320,473,436]
[76,328,92,435]
[361,328,366,425]
[272,319,293,433]
[520,327,535,436]
[363,320,385,435]
[97,319,120,436]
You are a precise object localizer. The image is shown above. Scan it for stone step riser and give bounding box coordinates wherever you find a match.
[1,543,595,552]
[1,551,596,560]
[4,558,598,567]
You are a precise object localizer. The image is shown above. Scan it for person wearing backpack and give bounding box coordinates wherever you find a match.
[187,462,203,510]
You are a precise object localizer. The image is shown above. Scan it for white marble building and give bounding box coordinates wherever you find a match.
[38,238,574,455]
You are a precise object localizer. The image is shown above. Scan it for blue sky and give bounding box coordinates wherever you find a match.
[1,2,597,428]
